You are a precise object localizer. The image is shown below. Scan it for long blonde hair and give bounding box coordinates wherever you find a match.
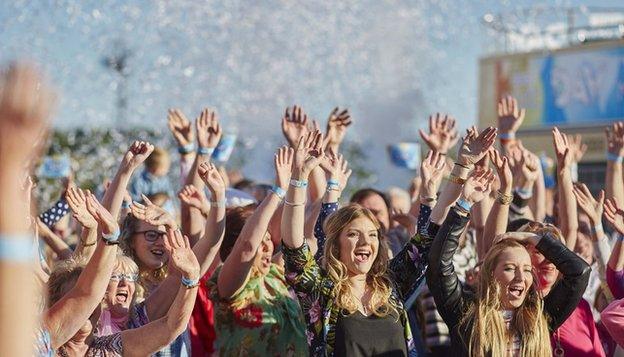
[460,239,551,356]
[322,204,396,317]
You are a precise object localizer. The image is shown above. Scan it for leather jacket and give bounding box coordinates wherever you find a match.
[426,207,591,356]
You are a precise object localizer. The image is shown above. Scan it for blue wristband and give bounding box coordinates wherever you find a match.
[516,187,533,198]
[617,234,624,242]
[181,276,199,288]
[197,147,215,156]
[456,198,473,212]
[607,152,623,163]
[121,201,131,209]
[271,185,286,200]
[178,143,195,154]
[0,235,35,262]
[499,132,515,140]
[290,179,308,188]
[102,229,121,245]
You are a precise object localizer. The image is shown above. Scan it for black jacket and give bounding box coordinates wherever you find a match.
[425,208,591,356]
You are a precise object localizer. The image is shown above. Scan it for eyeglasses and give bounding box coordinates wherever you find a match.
[135,230,167,242]
[110,273,138,282]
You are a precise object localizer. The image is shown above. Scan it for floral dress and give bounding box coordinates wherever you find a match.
[207,264,308,356]
[283,204,432,357]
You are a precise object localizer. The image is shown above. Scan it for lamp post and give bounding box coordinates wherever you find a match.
[102,41,132,128]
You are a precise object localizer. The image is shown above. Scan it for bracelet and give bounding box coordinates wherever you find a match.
[271,185,286,200]
[121,201,131,209]
[210,200,226,208]
[181,276,199,289]
[516,187,533,199]
[81,236,97,247]
[0,235,35,262]
[607,152,624,163]
[326,180,341,191]
[499,132,515,140]
[450,163,471,180]
[456,198,473,212]
[178,143,196,154]
[496,190,513,205]
[447,174,466,185]
[197,147,215,156]
[591,224,604,235]
[102,229,121,245]
[420,196,437,203]
[290,179,308,188]
[284,199,306,206]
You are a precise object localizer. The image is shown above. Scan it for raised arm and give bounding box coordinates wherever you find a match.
[606,123,624,205]
[604,198,624,299]
[324,107,353,153]
[496,95,525,153]
[121,229,199,357]
[35,217,73,260]
[574,184,608,279]
[482,149,513,259]
[418,113,459,156]
[44,192,119,348]
[217,145,294,298]
[65,186,98,259]
[507,143,540,221]
[553,128,578,249]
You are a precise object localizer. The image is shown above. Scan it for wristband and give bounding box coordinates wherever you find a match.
[121,201,131,209]
[0,235,35,262]
[590,224,604,235]
[102,229,121,245]
[289,179,308,188]
[178,143,196,154]
[271,185,286,200]
[499,132,515,140]
[210,200,226,208]
[456,198,473,212]
[516,187,533,199]
[181,276,199,288]
[197,147,215,156]
[327,179,341,191]
[607,152,624,163]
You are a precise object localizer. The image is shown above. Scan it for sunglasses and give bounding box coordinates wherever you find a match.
[135,230,167,242]
[110,273,138,282]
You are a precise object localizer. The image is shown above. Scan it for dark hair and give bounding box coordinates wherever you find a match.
[506,218,533,232]
[233,179,255,191]
[220,204,258,262]
[350,188,391,211]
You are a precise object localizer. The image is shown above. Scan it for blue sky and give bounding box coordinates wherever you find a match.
[1,0,621,187]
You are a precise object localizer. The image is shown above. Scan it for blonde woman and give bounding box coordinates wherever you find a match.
[282,131,432,356]
[426,171,590,356]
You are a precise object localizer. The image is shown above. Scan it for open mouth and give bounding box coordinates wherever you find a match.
[508,286,524,298]
[354,249,372,263]
[261,256,271,267]
[150,248,164,257]
[115,291,129,303]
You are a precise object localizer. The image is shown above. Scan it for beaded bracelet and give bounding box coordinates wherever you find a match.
[181,276,199,289]
[178,143,196,154]
[271,185,286,200]
[290,179,308,188]
[197,147,215,156]
[0,235,35,262]
[102,229,121,245]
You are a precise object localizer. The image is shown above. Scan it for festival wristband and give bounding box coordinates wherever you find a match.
[181,276,199,288]
[515,187,533,198]
[178,143,196,154]
[607,152,624,163]
[327,179,340,191]
[210,200,226,208]
[456,198,473,212]
[102,229,121,245]
[0,235,35,262]
[197,147,215,156]
[121,201,132,209]
[271,185,286,200]
[499,132,515,140]
[290,179,308,188]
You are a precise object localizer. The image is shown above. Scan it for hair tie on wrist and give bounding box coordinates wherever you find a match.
[271,185,286,200]
[178,143,196,154]
[607,152,624,163]
[289,179,308,188]
[197,147,215,156]
[102,229,121,245]
[181,276,199,288]
[0,235,35,262]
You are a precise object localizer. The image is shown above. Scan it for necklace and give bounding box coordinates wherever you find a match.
[351,285,371,316]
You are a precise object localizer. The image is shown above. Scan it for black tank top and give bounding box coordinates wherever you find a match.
[334,310,408,357]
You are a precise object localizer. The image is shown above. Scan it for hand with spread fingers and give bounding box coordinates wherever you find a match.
[85,191,118,235]
[131,194,177,229]
[292,130,325,180]
[460,169,496,205]
[178,184,210,217]
[198,162,227,202]
[604,198,624,235]
[457,126,498,167]
[319,148,352,193]
[66,186,97,229]
[488,149,512,193]
[274,145,295,191]
[606,122,624,157]
[122,141,155,172]
[167,108,194,148]
[196,108,222,149]
[324,107,352,150]
[419,113,460,155]
[164,228,200,281]
[573,184,604,230]
[509,145,540,187]
[568,134,587,164]
[497,95,526,136]
[281,105,310,147]
[420,150,446,201]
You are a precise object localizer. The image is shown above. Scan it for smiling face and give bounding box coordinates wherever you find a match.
[493,246,534,309]
[104,273,137,317]
[252,232,274,276]
[131,221,169,270]
[337,217,380,276]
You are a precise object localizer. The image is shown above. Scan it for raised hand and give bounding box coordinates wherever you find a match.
[606,122,624,157]
[274,145,295,190]
[488,149,512,193]
[324,107,352,150]
[85,191,118,235]
[178,185,210,216]
[164,228,200,280]
[122,141,155,171]
[319,148,352,191]
[198,162,226,199]
[457,126,497,166]
[420,150,446,200]
[196,108,222,149]
[497,96,525,135]
[0,63,56,171]
[391,208,417,235]
[281,105,310,147]
[419,113,460,154]
[604,198,624,235]
[66,186,97,229]
[495,231,540,246]
[568,134,587,163]
[552,127,572,170]
[131,194,177,229]
[167,109,194,147]
[293,130,324,179]
[573,183,604,227]
[460,169,495,204]
[509,145,540,185]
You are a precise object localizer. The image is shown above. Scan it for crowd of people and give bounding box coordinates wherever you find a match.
[1,60,624,357]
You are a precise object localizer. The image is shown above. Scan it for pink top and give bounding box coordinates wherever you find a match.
[551,299,606,357]
[606,266,624,299]
[601,298,624,348]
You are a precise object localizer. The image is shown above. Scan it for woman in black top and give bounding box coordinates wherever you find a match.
[426,171,590,356]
